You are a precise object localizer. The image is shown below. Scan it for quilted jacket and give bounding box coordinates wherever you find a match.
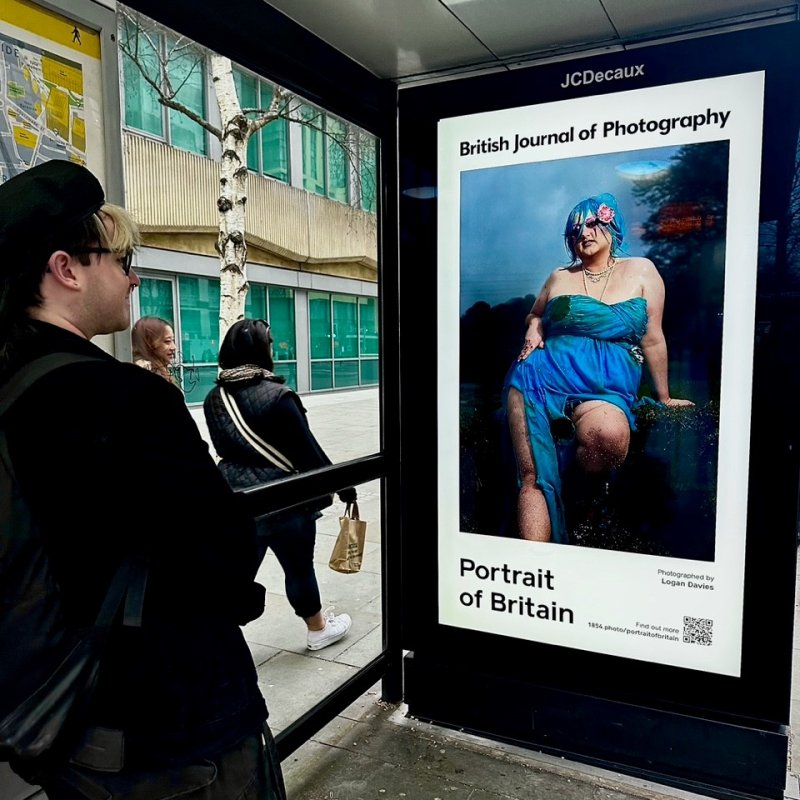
[204,368,334,491]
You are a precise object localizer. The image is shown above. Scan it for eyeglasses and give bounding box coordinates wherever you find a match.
[570,217,604,237]
[73,248,134,276]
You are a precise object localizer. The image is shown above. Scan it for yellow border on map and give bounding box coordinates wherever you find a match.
[1,0,101,59]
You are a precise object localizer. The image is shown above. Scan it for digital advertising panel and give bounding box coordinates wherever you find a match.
[436,72,765,676]
[400,20,800,798]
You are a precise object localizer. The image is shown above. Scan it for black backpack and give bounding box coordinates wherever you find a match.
[0,353,144,781]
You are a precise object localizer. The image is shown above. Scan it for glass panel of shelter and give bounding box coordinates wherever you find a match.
[122,1,383,750]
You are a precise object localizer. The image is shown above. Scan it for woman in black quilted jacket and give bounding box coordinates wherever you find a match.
[204,318,354,651]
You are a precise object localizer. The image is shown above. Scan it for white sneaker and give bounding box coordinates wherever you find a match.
[307,608,352,651]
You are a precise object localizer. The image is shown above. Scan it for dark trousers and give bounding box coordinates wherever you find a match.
[256,512,322,620]
[41,725,286,800]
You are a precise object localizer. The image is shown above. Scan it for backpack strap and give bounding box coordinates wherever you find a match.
[219,384,295,472]
[0,353,104,418]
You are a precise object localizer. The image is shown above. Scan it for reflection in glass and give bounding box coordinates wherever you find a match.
[359,296,378,356]
[121,21,163,137]
[333,294,358,358]
[178,275,220,365]
[327,117,349,203]
[262,88,289,183]
[311,360,333,391]
[269,287,296,361]
[309,291,332,359]
[301,104,326,195]
[167,35,207,155]
[138,277,174,323]
[183,364,217,404]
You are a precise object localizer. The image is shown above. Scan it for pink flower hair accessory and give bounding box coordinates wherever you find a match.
[596,203,615,224]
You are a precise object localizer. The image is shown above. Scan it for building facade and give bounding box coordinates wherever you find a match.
[120,10,379,402]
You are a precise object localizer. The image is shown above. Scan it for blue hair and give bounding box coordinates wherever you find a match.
[563,192,626,262]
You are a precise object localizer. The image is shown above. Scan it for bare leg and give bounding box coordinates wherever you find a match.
[572,401,630,474]
[507,387,551,541]
[305,611,325,631]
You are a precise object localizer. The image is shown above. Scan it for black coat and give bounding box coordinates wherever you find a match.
[2,322,267,767]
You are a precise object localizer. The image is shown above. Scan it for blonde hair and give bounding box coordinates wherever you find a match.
[94,203,142,253]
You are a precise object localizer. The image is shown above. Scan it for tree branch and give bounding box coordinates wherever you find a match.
[158,96,222,139]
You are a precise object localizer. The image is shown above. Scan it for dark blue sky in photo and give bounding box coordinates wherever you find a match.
[459,145,682,314]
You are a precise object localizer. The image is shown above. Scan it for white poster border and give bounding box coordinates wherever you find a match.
[436,71,765,677]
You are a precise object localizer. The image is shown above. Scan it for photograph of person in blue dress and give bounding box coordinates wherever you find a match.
[459,142,727,558]
[503,193,693,545]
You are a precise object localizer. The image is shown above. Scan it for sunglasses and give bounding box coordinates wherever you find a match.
[570,217,604,237]
[73,248,134,276]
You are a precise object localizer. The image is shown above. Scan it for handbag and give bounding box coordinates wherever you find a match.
[329,501,367,574]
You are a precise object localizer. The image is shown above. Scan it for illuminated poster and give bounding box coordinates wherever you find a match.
[437,72,764,676]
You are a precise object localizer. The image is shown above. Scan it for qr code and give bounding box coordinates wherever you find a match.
[683,616,713,645]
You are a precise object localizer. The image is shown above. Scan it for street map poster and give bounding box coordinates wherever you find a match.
[436,72,765,676]
[0,0,104,183]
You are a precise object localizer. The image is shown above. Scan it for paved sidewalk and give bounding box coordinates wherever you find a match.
[281,687,718,800]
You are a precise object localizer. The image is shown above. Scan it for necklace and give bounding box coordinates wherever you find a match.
[582,260,616,302]
[583,260,615,283]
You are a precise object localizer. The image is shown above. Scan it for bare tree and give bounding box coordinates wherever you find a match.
[117,6,375,340]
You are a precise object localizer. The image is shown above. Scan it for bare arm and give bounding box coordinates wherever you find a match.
[518,273,553,362]
[639,260,693,407]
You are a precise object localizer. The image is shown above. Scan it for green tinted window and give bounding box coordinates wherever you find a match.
[326,117,348,204]
[360,359,379,385]
[334,360,359,388]
[359,296,378,356]
[309,291,331,358]
[261,86,289,183]
[245,284,267,320]
[178,276,220,365]
[183,365,218,405]
[302,106,326,196]
[233,69,259,171]
[121,24,163,137]
[332,294,358,358]
[311,361,332,391]
[269,287,295,361]
[308,291,378,391]
[138,278,174,323]
[274,362,297,391]
[167,38,207,155]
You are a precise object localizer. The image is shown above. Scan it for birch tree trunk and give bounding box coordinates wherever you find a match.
[212,55,250,344]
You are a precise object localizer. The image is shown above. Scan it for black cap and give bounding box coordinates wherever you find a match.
[0,160,105,262]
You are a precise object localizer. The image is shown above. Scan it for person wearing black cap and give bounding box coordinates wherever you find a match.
[0,160,286,798]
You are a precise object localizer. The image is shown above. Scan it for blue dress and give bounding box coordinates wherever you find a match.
[504,294,649,543]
